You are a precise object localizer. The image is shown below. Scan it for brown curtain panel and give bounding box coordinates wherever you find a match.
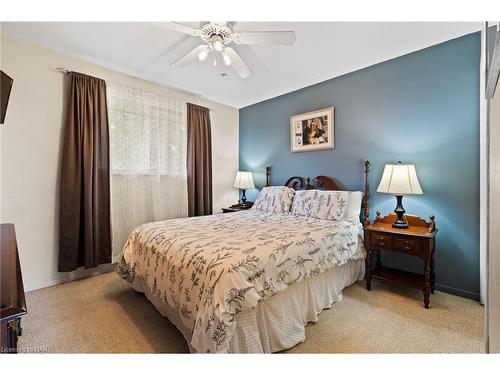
[187,103,213,216]
[58,72,111,272]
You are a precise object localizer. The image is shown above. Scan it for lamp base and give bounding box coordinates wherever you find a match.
[239,189,248,209]
[392,195,408,229]
[392,219,409,229]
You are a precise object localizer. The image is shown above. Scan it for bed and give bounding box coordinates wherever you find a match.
[117,161,371,353]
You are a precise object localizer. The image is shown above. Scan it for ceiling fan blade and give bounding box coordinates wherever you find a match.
[211,21,227,26]
[232,31,296,45]
[171,45,209,67]
[154,22,201,36]
[224,47,252,79]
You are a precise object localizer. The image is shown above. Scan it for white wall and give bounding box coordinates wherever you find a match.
[0,35,239,291]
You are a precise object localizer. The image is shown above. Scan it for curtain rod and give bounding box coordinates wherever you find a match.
[52,67,217,111]
[51,67,71,74]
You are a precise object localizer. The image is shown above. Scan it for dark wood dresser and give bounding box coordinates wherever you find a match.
[1,224,27,354]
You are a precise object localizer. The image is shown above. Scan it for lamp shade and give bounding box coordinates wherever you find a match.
[233,171,255,189]
[377,163,423,195]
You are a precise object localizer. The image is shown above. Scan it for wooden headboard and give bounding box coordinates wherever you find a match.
[264,161,371,225]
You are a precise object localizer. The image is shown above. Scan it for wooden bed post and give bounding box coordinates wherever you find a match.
[363,160,371,226]
[265,166,271,187]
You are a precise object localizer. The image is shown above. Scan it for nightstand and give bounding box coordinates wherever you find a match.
[221,201,253,213]
[364,212,437,308]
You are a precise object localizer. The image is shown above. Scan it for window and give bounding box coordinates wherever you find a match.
[107,83,188,261]
[107,85,186,176]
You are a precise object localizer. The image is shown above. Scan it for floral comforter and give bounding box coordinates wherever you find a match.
[117,210,365,353]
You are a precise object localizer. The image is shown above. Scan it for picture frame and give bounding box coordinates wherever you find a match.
[290,106,334,152]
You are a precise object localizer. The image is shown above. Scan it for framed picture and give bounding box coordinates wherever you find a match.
[290,107,334,152]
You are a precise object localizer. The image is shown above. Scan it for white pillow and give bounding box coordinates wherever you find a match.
[291,190,349,220]
[251,186,295,213]
[343,191,363,223]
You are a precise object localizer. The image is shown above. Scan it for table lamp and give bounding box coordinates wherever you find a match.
[376,161,423,228]
[233,171,255,208]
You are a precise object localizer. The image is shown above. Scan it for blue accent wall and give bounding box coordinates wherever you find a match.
[239,33,480,300]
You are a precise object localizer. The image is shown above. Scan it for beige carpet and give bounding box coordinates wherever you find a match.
[18,271,484,353]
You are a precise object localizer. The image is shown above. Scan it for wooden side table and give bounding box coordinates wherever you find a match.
[364,212,437,308]
[221,201,254,213]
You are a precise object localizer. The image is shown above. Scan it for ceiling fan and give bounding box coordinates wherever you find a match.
[159,22,296,79]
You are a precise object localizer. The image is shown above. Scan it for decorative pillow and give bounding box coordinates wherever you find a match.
[343,191,363,223]
[251,186,295,213]
[291,189,349,220]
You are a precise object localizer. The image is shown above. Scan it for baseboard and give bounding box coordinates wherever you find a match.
[435,283,481,301]
[26,263,117,292]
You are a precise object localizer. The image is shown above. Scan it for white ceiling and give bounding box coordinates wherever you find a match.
[2,22,480,108]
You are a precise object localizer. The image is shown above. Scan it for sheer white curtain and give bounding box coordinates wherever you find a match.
[107,83,188,262]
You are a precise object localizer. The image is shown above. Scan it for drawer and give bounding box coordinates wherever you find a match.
[395,236,421,256]
[370,233,393,248]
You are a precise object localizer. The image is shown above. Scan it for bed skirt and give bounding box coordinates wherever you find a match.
[130,257,365,353]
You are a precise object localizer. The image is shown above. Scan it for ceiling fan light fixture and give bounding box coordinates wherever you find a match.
[198,49,209,61]
[222,51,231,66]
[212,37,224,52]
